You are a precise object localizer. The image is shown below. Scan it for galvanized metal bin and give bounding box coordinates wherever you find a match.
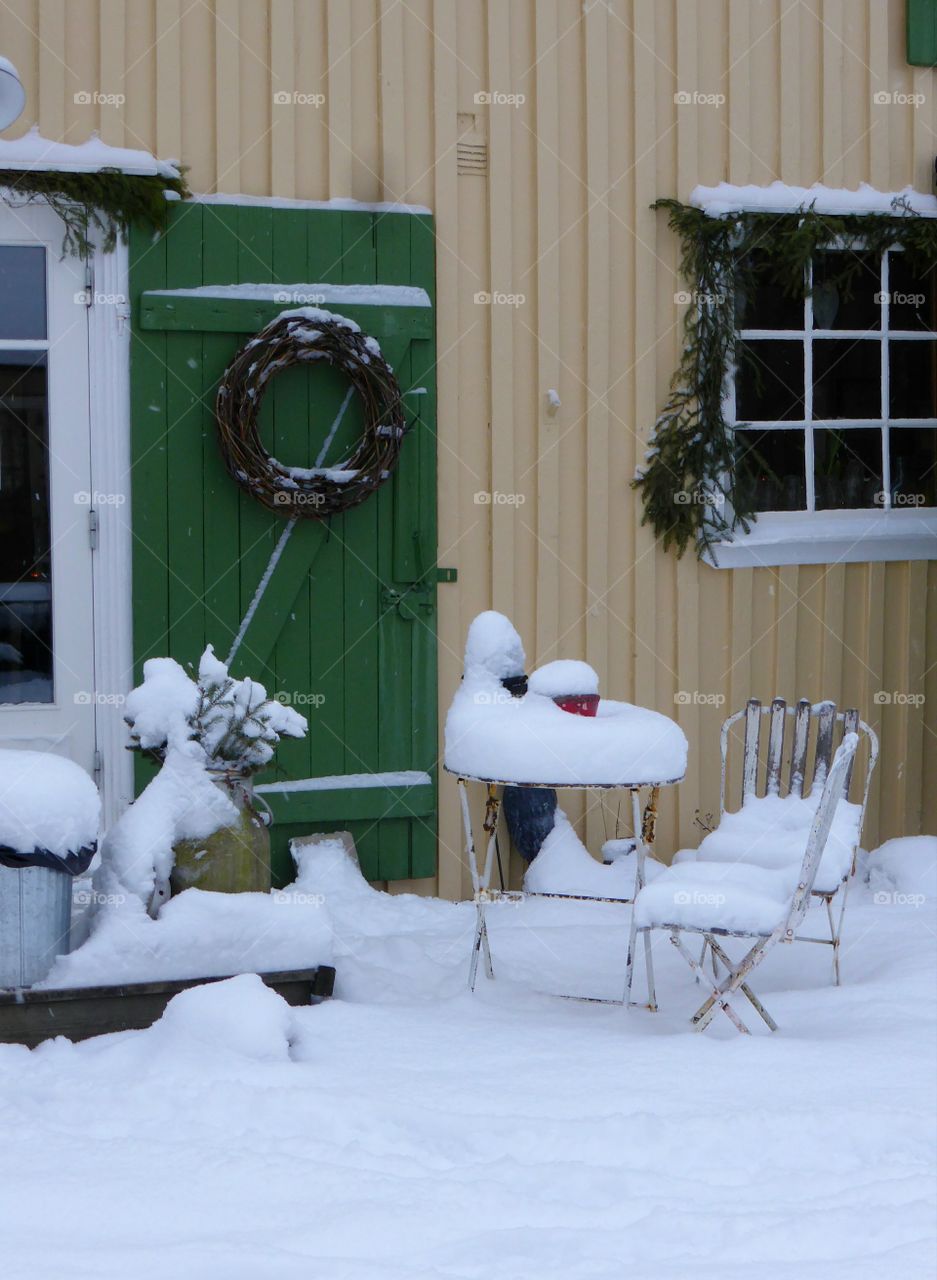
[0,864,72,988]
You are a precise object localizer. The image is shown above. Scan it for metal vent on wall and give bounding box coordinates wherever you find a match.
[457,139,488,176]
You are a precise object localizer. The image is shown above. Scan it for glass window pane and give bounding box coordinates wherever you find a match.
[813,339,881,418]
[812,251,881,331]
[0,246,47,340]
[0,352,53,704]
[814,427,883,509]
[889,340,937,418]
[889,427,937,507]
[736,340,804,421]
[735,250,804,330]
[735,428,806,511]
[888,255,936,333]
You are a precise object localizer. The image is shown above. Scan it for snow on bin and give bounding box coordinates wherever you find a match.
[0,750,100,988]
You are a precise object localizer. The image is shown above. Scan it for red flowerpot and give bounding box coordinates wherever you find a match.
[552,693,600,717]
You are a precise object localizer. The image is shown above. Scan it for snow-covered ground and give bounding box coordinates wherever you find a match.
[0,838,934,1279]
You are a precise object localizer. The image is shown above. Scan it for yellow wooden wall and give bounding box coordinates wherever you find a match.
[3,0,934,896]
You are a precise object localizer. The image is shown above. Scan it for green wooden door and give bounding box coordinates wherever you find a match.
[128,201,438,884]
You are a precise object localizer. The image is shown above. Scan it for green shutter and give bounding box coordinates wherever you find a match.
[908,0,937,65]
[129,203,438,884]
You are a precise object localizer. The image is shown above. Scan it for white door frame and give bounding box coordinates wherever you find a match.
[86,232,134,832]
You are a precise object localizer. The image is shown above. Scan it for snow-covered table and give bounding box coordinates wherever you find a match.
[444,769,683,1007]
[444,612,688,1005]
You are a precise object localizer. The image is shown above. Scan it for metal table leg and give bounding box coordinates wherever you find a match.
[625,785,659,1010]
[460,779,502,990]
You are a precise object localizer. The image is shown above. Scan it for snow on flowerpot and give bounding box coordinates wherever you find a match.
[100,647,307,913]
[528,659,601,717]
[170,770,270,895]
[0,750,100,987]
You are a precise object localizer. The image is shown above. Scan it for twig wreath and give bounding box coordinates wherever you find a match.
[0,167,190,258]
[634,196,937,558]
[215,310,407,519]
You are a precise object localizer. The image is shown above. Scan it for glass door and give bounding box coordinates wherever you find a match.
[0,204,95,773]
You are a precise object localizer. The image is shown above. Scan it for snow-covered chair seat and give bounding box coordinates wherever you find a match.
[633,734,859,1033]
[678,698,877,984]
[634,860,796,936]
[676,791,861,896]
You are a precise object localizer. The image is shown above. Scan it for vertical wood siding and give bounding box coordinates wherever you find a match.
[5,0,934,895]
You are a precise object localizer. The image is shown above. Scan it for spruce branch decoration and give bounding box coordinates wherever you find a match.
[0,166,190,258]
[635,196,937,558]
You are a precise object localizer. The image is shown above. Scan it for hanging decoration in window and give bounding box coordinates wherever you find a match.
[215,309,407,519]
[635,194,937,558]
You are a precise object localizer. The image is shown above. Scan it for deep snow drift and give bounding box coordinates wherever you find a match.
[0,836,934,1280]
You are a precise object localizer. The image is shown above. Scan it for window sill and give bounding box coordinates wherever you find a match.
[703,510,937,568]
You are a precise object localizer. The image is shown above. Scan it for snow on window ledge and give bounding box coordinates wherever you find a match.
[0,125,180,179]
[690,180,937,219]
[703,510,937,569]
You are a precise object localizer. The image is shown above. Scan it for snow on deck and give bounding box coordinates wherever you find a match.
[0,836,934,1278]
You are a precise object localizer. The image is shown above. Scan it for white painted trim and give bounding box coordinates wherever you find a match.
[704,510,937,568]
[87,236,134,832]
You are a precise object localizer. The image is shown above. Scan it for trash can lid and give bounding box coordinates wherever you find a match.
[0,750,100,865]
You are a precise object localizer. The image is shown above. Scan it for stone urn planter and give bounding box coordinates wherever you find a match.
[170,771,271,896]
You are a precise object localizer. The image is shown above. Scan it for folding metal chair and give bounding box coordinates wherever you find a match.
[682,698,877,984]
[632,733,858,1033]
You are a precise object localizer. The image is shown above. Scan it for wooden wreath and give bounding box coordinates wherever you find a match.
[215,310,407,518]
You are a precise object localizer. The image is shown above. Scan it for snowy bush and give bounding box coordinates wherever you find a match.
[95,648,307,909]
[125,645,307,775]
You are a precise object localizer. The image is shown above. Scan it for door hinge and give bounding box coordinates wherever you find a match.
[88,508,99,551]
[93,749,103,785]
[83,260,94,306]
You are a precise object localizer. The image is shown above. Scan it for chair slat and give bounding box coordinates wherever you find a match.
[742,699,761,803]
[841,708,859,795]
[811,702,837,792]
[765,698,787,795]
[789,698,811,797]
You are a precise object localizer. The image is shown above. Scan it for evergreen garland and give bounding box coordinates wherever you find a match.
[0,166,190,257]
[634,196,937,558]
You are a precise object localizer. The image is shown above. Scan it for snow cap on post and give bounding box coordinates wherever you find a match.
[463,611,526,681]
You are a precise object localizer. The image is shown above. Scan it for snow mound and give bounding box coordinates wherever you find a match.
[446,689,687,786]
[685,790,863,895]
[123,657,200,752]
[866,835,937,902]
[446,613,687,785]
[524,809,664,897]
[95,744,238,905]
[528,659,599,697]
[0,750,100,856]
[151,974,294,1062]
[42,880,333,989]
[463,610,526,680]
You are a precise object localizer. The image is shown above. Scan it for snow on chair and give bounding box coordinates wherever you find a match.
[632,733,859,1033]
[678,698,877,984]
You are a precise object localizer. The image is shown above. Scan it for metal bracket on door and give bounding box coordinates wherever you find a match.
[381,584,434,621]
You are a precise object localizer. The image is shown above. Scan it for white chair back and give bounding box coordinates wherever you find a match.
[784,733,858,937]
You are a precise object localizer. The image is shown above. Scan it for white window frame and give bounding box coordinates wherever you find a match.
[705,244,937,567]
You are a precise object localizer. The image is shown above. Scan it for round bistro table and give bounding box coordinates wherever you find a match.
[444,769,685,1008]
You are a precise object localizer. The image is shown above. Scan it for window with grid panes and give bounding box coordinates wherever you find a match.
[730,248,936,516]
